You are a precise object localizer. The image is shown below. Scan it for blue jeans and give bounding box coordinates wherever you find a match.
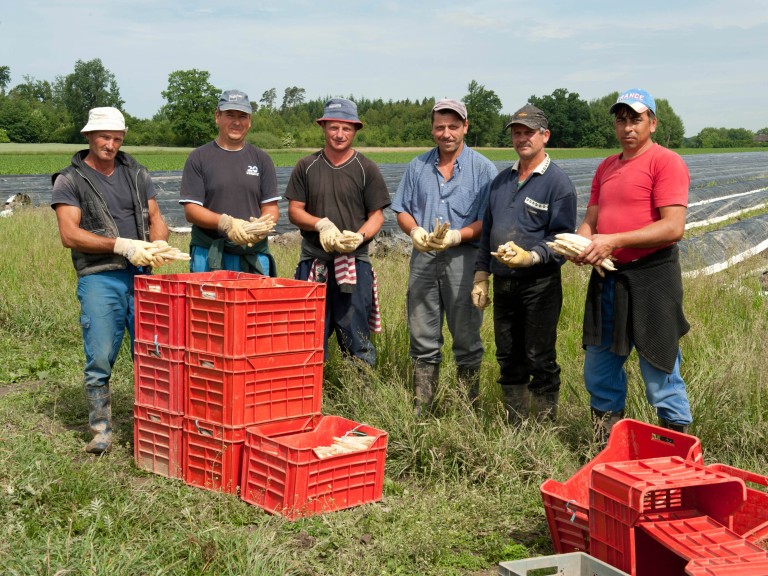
[406,245,484,368]
[584,275,692,425]
[295,259,375,366]
[77,267,144,393]
[493,271,562,394]
[190,245,271,275]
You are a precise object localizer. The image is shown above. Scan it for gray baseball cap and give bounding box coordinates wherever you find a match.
[505,104,548,130]
[217,89,252,114]
[316,98,363,129]
[432,98,467,120]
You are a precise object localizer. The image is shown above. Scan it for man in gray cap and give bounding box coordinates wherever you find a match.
[180,89,280,275]
[473,104,577,423]
[285,98,390,365]
[51,106,170,454]
[391,99,497,416]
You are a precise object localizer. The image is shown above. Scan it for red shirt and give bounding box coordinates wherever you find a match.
[589,143,689,263]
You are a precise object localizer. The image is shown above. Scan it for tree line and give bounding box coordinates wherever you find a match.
[1,60,766,150]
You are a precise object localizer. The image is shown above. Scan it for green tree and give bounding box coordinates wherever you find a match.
[281,86,306,110]
[529,88,590,148]
[57,58,124,135]
[654,99,685,148]
[463,80,503,147]
[161,69,219,146]
[260,88,277,111]
[0,66,10,95]
[581,92,618,148]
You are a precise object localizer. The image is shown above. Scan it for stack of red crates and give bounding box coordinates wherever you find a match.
[133,270,388,519]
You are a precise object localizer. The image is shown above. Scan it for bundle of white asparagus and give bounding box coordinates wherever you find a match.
[148,242,190,264]
[242,213,276,237]
[312,434,377,459]
[335,230,364,251]
[429,218,450,241]
[547,233,617,276]
[491,242,518,266]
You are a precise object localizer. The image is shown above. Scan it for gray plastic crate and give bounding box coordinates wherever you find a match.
[498,552,629,576]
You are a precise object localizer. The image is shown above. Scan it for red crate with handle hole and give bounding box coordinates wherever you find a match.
[133,405,183,479]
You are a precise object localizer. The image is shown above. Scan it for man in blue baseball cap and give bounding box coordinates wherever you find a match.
[567,88,693,444]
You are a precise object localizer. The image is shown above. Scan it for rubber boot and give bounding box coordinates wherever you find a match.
[659,418,689,434]
[413,360,440,417]
[85,385,112,455]
[591,407,624,450]
[502,385,530,425]
[531,390,559,422]
[456,365,481,409]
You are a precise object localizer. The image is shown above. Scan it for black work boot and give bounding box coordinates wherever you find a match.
[531,390,559,422]
[85,385,112,455]
[659,418,689,434]
[591,407,624,450]
[502,385,530,426]
[456,364,481,409]
[413,360,440,417]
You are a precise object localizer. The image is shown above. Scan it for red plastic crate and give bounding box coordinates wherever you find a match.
[541,419,703,553]
[589,457,746,575]
[134,271,260,347]
[133,341,185,413]
[133,405,183,479]
[636,513,768,576]
[240,415,387,519]
[185,349,323,427]
[707,464,768,546]
[186,277,325,357]
[183,418,247,495]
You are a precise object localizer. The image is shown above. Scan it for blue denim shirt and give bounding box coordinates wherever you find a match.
[391,145,497,246]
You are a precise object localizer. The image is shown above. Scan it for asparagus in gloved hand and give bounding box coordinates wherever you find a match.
[547,233,617,276]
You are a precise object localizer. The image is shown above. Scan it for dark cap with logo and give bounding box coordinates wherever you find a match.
[217,89,252,114]
[505,104,548,130]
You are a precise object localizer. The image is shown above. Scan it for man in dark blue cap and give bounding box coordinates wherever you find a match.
[180,89,280,275]
[285,98,390,366]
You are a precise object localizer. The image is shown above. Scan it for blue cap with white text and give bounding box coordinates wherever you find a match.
[609,88,656,115]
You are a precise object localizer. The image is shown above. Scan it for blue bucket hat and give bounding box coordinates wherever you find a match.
[316,98,363,129]
[610,88,656,115]
[217,89,252,114]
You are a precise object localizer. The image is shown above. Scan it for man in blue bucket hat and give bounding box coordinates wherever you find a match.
[285,98,390,366]
[568,88,693,444]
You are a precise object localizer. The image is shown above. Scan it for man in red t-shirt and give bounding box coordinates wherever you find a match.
[572,88,692,444]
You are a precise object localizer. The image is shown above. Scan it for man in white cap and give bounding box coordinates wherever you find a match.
[473,104,576,424]
[285,98,390,366]
[51,106,169,454]
[391,99,497,415]
[569,88,693,443]
[180,89,280,275]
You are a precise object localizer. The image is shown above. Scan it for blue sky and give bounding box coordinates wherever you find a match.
[2,0,767,136]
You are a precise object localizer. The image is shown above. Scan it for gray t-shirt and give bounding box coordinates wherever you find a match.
[51,163,156,240]
[179,141,279,237]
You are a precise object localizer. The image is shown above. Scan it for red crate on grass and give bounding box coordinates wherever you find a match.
[588,456,746,574]
[134,271,260,347]
[540,419,703,553]
[133,405,183,479]
[707,464,768,545]
[186,277,325,357]
[134,340,185,413]
[240,415,387,519]
[185,349,323,427]
[183,418,247,495]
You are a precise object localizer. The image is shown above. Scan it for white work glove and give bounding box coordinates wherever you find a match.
[146,240,191,268]
[334,230,364,253]
[493,241,539,268]
[471,271,491,310]
[426,228,461,251]
[410,226,431,253]
[113,237,156,267]
[314,217,343,253]
[244,214,276,242]
[217,213,252,245]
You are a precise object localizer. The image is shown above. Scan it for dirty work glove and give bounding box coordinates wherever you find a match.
[334,230,364,253]
[426,229,462,251]
[410,226,430,252]
[217,213,252,245]
[113,237,156,267]
[314,217,342,253]
[494,241,539,268]
[471,271,491,310]
[245,214,276,242]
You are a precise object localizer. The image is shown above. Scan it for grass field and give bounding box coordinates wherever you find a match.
[0,206,767,574]
[1,142,766,174]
